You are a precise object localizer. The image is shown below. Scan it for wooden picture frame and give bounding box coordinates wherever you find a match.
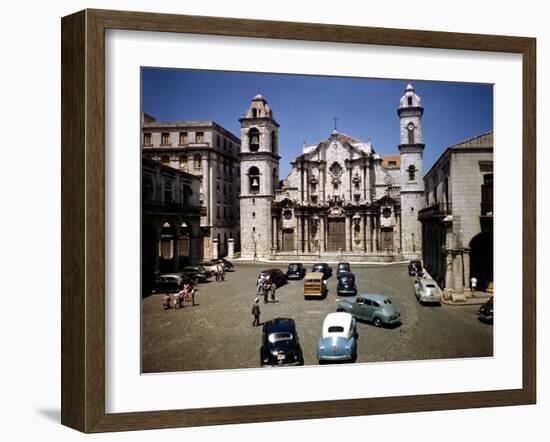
[61,9,536,433]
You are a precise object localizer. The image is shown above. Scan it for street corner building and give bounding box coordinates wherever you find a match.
[239,85,425,262]
[141,114,241,261]
[419,131,494,296]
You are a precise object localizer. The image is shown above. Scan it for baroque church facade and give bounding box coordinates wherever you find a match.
[239,84,425,261]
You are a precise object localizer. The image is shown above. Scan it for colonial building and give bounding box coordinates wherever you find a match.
[239,84,425,261]
[141,157,202,296]
[419,131,493,294]
[141,115,241,259]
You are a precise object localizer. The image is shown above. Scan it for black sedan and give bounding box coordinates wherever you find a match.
[152,273,195,294]
[408,260,423,276]
[312,263,333,279]
[478,297,494,323]
[182,265,210,283]
[260,318,304,367]
[337,262,351,275]
[286,263,306,280]
[337,271,357,296]
[259,268,288,287]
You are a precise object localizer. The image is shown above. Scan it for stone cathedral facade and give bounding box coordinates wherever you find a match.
[239,84,425,261]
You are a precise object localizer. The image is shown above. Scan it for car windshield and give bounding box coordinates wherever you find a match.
[338,264,350,270]
[327,326,344,333]
[313,265,323,271]
[425,284,436,288]
[267,332,293,343]
[340,275,354,282]
[289,264,300,271]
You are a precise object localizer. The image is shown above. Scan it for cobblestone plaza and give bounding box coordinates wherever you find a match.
[142,262,493,373]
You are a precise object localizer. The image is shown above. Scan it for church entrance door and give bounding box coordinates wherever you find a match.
[327,218,346,251]
[282,229,295,252]
[380,227,394,252]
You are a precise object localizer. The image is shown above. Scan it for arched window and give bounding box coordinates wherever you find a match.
[248,166,260,193]
[272,168,278,192]
[252,108,258,118]
[161,155,170,166]
[248,128,260,152]
[194,154,202,170]
[407,96,413,106]
[408,165,416,181]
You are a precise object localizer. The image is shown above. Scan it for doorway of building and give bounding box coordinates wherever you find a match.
[380,227,394,252]
[327,218,346,251]
[469,231,493,291]
[282,229,295,252]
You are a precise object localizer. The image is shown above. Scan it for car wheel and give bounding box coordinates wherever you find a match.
[373,317,382,327]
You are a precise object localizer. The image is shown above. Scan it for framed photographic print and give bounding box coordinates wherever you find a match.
[61,9,536,433]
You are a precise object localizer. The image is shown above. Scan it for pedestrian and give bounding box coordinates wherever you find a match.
[219,264,225,281]
[261,277,271,304]
[215,266,220,282]
[252,297,261,326]
[470,276,478,294]
[162,293,170,310]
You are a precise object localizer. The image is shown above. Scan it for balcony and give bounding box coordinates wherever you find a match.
[143,199,206,216]
[418,202,452,220]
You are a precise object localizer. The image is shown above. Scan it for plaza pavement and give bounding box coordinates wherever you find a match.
[141,262,493,373]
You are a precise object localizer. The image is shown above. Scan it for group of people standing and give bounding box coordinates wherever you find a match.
[251,274,278,326]
[162,281,196,310]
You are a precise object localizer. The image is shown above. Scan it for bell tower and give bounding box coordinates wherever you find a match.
[239,94,280,259]
[398,84,425,259]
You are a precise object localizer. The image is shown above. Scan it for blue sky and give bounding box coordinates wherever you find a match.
[142,69,493,178]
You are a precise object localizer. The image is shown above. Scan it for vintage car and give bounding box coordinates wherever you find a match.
[304,272,328,299]
[152,273,195,294]
[311,263,333,279]
[317,312,357,363]
[286,263,306,280]
[414,277,442,304]
[259,268,288,288]
[408,260,423,276]
[337,262,351,276]
[208,258,234,272]
[478,296,494,323]
[260,318,304,367]
[182,265,210,283]
[337,271,357,296]
[199,261,220,276]
[337,293,401,327]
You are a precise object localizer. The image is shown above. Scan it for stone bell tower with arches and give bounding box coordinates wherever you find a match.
[239,94,280,259]
[398,84,425,259]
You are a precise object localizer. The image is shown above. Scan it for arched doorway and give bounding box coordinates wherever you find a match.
[469,232,493,292]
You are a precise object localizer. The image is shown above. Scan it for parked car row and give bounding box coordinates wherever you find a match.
[151,258,235,294]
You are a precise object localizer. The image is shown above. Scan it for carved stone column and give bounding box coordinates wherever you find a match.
[345,215,351,252]
[374,214,380,252]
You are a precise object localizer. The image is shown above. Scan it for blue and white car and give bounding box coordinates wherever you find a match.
[317,312,357,363]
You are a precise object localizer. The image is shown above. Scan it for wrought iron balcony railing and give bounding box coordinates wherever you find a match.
[418,202,452,220]
[143,199,206,216]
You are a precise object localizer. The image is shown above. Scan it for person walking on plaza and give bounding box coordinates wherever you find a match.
[219,264,225,282]
[252,297,261,326]
[470,276,478,295]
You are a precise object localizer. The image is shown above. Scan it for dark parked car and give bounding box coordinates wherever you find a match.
[182,265,210,283]
[337,262,351,276]
[152,273,195,294]
[337,271,357,296]
[312,263,333,279]
[408,260,423,276]
[259,268,287,287]
[209,258,234,272]
[286,263,306,280]
[260,318,304,367]
[478,296,494,323]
